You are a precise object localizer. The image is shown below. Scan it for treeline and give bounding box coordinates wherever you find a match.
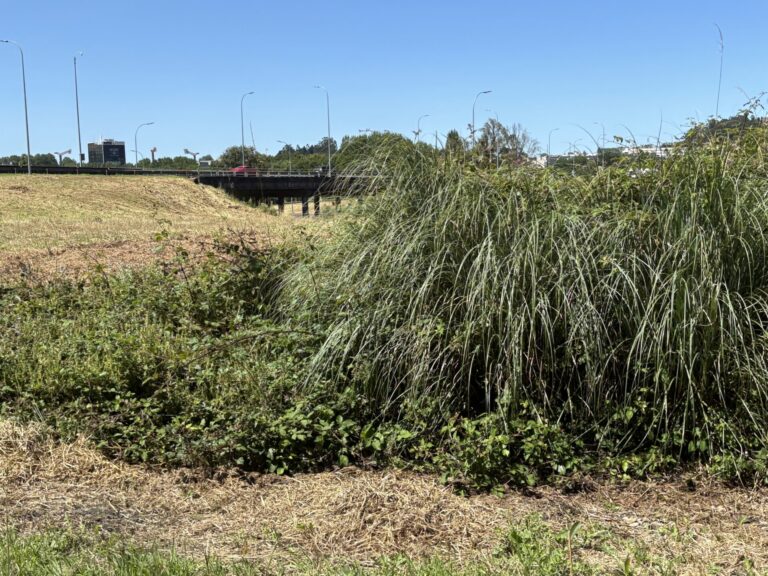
[0,120,542,172]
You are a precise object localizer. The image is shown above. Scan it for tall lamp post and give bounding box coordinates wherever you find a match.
[471,90,491,147]
[239,91,254,166]
[485,109,500,168]
[593,122,606,167]
[1,40,31,174]
[277,140,292,174]
[74,52,84,166]
[134,122,154,166]
[414,114,429,143]
[547,128,560,166]
[314,85,331,174]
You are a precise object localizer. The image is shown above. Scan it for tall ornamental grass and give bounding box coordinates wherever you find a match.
[285,139,768,455]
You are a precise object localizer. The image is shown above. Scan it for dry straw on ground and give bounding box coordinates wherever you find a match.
[1,419,766,573]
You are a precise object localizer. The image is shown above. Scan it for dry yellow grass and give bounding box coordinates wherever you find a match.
[0,174,318,278]
[1,419,767,573]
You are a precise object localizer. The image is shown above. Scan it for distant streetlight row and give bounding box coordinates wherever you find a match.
[1,45,511,172]
[2,42,159,169]
[240,86,332,174]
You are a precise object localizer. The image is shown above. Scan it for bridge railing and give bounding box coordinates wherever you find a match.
[0,164,328,178]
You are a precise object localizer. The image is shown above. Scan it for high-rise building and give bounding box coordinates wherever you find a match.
[87,139,126,165]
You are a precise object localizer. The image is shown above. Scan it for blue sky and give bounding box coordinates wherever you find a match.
[1,0,766,160]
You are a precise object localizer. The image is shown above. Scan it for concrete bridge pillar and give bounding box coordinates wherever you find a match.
[302,196,309,217]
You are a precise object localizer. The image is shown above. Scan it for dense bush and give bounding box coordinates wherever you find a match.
[284,135,768,474]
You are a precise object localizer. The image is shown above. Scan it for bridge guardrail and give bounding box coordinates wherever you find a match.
[0,165,328,177]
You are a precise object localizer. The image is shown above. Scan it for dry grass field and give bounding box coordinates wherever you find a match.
[0,174,300,278]
[2,418,767,573]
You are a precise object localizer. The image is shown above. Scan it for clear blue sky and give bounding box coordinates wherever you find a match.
[1,0,766,160]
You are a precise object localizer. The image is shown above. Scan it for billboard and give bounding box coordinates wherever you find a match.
[102,144,125,164]
[87,140,126,165]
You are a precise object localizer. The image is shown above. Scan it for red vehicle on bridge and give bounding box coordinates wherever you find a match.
[230,165,261,175]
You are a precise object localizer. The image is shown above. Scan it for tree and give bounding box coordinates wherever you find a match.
[30,153,58,166]
[217,146,268,169]
[1,153,57,166]
[477,120,539,165]
[293,137,338,156]
[334,131,415,172]
[444,130,466,157]
[137,156,200,170]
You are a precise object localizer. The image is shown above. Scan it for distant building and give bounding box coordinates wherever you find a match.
[88,139,126,165]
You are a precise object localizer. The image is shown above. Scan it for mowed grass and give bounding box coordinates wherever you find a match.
[0,174,291,254]
[2,419,766,575]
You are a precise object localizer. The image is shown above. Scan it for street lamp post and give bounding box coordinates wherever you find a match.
[1,40,31,174]
[183,148,199,162]
[593,122,606,167]
[471,90,491,147]
[74,52,84,166]
[547,128,560,167]
[134,122,154,166]
[414,114,429,143]
[240,91,255,167]
[568,139,583,176]
[277,140,291,174]
[55,149,71,165]
[314,85,331,175]
[485,109,500,168]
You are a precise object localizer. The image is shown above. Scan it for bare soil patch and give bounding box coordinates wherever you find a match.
[1,420,766,572]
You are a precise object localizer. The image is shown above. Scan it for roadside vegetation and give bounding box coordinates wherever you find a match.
[2,112,768,572]
[2,115,768,490]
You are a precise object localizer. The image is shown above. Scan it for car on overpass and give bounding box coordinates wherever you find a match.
[230,165,261,175]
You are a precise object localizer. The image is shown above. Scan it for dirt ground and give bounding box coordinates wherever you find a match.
[1,420,766,573]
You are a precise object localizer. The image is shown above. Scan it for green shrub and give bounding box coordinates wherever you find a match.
[285,139,768,468]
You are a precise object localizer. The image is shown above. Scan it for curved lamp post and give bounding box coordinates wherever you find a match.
[471,90,491,147]
[414,114,429,143]
[1,40,31,174]
[240,91,255,166]
[134,122,154,166]
[314,85,331,174]
[547,127,560,166]
[74,52,84,166]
